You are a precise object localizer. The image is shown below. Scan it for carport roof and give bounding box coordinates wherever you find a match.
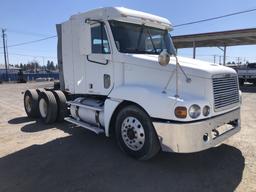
[172,28,256,48]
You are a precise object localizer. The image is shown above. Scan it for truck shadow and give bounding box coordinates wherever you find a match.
[8,116,33,124]
[1,120,245,192]
[9,116,73,133]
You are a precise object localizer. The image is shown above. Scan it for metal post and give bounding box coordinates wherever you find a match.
[2,29,8,81]
[193,41,196,59]
[213,55,216,64]
[223,46,226,65]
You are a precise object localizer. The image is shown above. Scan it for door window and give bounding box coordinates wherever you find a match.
[91,24,110,54]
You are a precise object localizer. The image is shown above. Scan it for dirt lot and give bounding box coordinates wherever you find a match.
[0,82,255,192]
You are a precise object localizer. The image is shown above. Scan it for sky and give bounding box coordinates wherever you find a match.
[0,0,256,65]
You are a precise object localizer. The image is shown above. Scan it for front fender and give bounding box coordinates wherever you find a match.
[108,85,178,120]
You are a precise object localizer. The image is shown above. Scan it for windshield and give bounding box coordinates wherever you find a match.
[109,20,175,55]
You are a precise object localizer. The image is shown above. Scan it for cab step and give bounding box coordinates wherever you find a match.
[64,117,104,134]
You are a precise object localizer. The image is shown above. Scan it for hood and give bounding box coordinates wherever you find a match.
[121,54,237,79]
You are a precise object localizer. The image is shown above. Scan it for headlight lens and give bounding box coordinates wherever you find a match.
[203,105,210,116]
[189,104,201,119]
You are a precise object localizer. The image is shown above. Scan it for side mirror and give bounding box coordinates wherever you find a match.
[79,23,91,55]
[158,49,170,66]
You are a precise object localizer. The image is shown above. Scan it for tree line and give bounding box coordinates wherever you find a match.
[10,60,59,72]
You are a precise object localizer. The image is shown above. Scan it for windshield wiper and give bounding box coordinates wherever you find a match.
[136,25,145,52]
[147,29,157,54]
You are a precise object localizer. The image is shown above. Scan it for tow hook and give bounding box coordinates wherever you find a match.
[212,129,219,138]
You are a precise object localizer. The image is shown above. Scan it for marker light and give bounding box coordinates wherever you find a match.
[175,106,187,119]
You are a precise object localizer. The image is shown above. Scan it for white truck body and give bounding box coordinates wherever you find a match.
[55,7,241,154]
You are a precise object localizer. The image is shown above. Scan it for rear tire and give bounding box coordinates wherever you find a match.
[24,89,40,118]
[36,88,45,95]
[52,90,68,122]
[39,91,57,124]
[115,105,160,160]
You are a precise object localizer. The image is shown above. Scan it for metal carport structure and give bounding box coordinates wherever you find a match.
[172,28,256,65]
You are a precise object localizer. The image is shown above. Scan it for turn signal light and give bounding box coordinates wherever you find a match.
[175,106,187,118]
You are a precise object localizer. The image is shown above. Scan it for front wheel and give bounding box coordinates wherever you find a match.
[115,105,160,160]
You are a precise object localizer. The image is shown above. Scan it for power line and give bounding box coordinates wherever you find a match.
[0,7,255,50]
[0,52,56,59]
[174,8,256,27]
[0,28,56,48]
[0,52,57,60]
[0,35,57,48]
[7,29,53,37]
[0,25,53,37]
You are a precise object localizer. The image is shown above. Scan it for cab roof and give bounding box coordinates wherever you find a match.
[70,7,172,29]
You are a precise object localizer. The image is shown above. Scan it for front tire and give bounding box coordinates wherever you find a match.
[115,105,160,160]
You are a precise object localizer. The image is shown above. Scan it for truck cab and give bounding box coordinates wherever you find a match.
[24,7,241,160]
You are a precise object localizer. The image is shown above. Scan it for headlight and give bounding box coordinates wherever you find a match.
[189,104,201,119]
[203,105,210,116]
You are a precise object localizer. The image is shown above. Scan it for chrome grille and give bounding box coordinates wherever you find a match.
[212,74,239,111]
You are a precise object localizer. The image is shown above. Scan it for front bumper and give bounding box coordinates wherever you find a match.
[153,108,240,153]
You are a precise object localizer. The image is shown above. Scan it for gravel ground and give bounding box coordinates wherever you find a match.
[0,82,255,192]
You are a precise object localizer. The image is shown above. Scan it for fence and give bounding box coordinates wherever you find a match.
[0,72,59,81]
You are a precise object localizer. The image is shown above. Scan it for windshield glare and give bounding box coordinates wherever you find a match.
[109,20,175,55]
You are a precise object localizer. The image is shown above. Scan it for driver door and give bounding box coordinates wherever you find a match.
[85,22,113,95]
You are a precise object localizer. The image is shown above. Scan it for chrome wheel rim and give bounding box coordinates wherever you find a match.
[39,98,47,118]
[121,116,145,151]
[25,95,32,113]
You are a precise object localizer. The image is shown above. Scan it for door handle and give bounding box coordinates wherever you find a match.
[86,55,109,65]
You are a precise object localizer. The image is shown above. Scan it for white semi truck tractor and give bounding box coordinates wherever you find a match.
[23,7,241,160]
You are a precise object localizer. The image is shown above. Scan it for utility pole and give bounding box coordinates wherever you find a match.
[213,55,216,64]
[219,55,222,65]
[223,46,226,66]
[2,29,8,81]
[237,57,240,65]
[5,36,9,69]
